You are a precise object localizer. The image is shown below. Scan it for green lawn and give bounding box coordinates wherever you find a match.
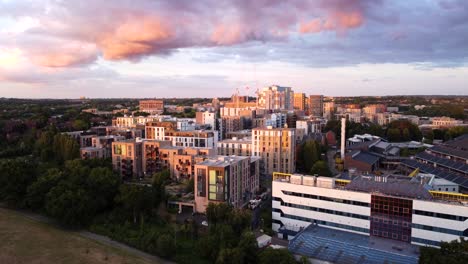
[0,208,153,264]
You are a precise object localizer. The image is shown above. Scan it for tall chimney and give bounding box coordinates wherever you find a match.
[341,117,346,160]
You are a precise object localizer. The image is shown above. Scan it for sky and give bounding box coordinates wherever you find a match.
[0,0,467,98]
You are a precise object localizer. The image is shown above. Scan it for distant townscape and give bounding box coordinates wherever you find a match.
[1,91,467,264]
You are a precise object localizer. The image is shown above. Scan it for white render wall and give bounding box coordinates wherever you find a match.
[272,179,468,247]
[412,200,468,245]
[272,181,371,234]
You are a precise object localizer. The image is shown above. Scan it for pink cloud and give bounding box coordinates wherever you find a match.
[300,11,364,34]
[2,0,377,67]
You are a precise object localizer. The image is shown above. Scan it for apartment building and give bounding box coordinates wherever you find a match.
[272,173,468,248]
[164,130,218,148]
[264,113,287,128]
[113,116,159,128]
[112,139,143,178]
[142,140,172,177]
[172,148,214,181]
[258,85,294,110]
[194,155,260,212]
[217,137,252,156]
[196,111,216,129]
[145,121,177,140]
[80,147,106,159]
[296,120,322,135]
[139,99,164,114]
[252,127,296,175]
[323,101,335,119]
[293,93,307,111]
[309,95,324,117]
[431,117,464,128]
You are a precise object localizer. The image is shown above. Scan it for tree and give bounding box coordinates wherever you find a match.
[419,238,468,264]
[86,167,120,211]
[45,183,93,226]
[310,161,332,177]
[73,119,89,130]
[258,248,296,264]
[302,140,320,172]
[387,128,401,142]
[115,184,154,224]
[206,203,232,226]
[216,247,245,264]
[133,111,150,117]
[0,158,37,207]
[238,231,258,264]
[402,128,411,141]
[156,234,176,258]
[26,168,62,210]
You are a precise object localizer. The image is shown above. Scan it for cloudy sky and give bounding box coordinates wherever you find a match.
[0,0,467,98]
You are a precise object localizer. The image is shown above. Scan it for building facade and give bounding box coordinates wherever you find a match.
[272,173,468,247]
[112,139,143,178]
[258,85,294,110]
[252,127,296,175]
[139,99,164,114]
[293,93,307,111]
[194,155,260,212]
[309,95,324,117]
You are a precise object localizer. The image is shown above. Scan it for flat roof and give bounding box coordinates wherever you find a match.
[289,225,419,264]
[197,155,249,167]
[345,176,433,200]
[218,137,252,144]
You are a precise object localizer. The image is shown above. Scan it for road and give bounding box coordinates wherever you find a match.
[5,207,174,264]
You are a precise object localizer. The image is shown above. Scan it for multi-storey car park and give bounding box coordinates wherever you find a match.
[272,172,468,263]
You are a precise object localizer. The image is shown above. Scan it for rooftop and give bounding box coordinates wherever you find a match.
[401,159,468,189]
[196,155,250,167]
[344,175,433,200]
[289,225,419,264]
[218,137,252,144]
[351,151,380,165]
[430,145,468,160]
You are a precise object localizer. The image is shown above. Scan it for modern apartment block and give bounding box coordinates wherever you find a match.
[196,111,216,129]
[272,173,468,248]
[293,93,307,111]
[139,99,164,114]
[217,137,252,156]
[252,127,296,175]
[323,101,335,119]
[172,148,214,181]
[146,121,218,148]
[258,85,294,110]
[145,121,178,140]
[112,139,143,178]
[142,140,172,177]
[80,135,126,159]
[309,95,324,117]
[113,116,159,128]
[194,155,260,212]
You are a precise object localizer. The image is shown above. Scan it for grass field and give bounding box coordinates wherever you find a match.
[0,208,153,264]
